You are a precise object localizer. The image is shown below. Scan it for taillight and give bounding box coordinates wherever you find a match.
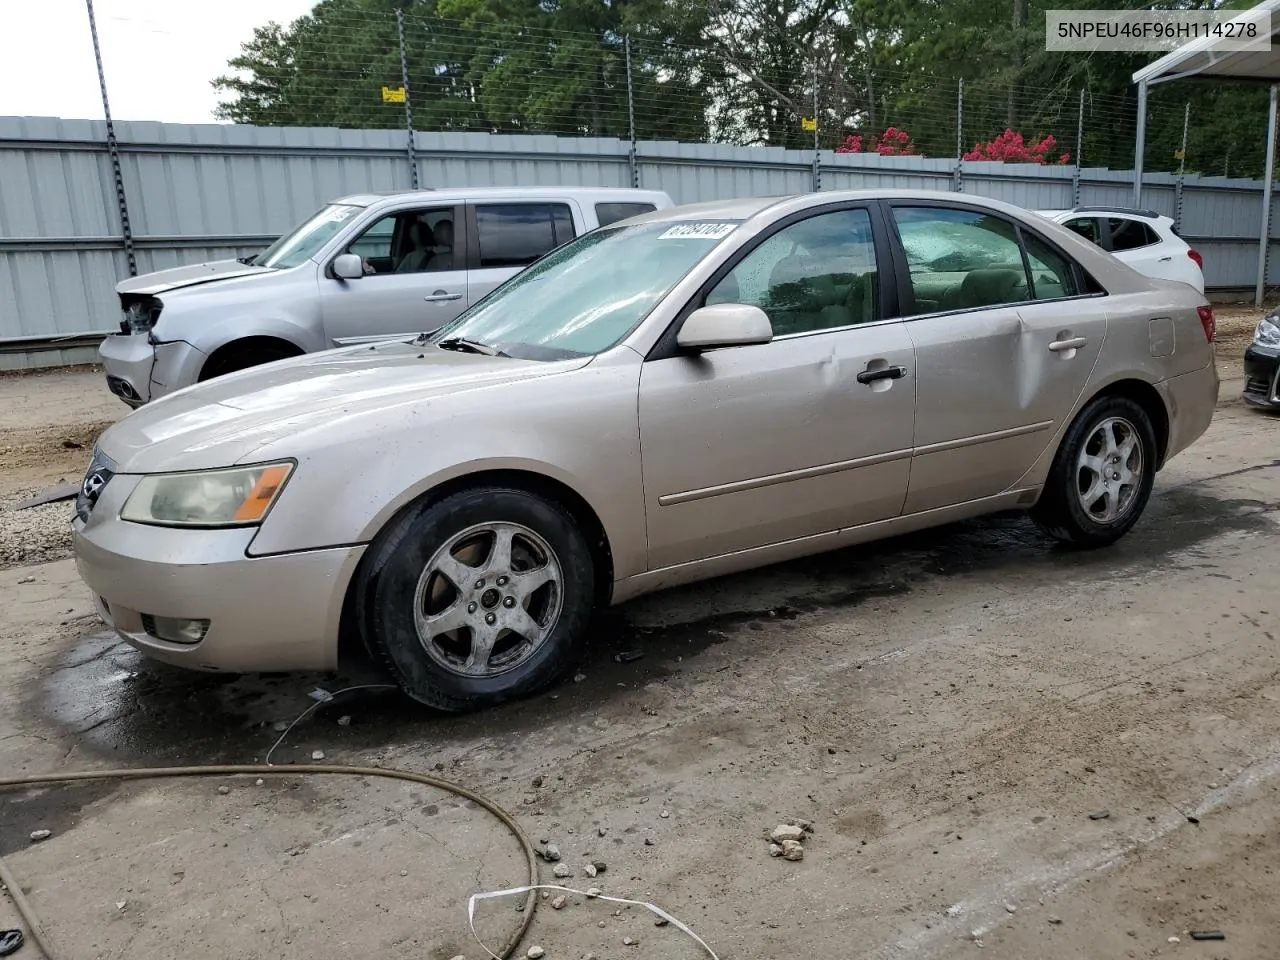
[1188,248,1203,269]
[1196,305,1216,343]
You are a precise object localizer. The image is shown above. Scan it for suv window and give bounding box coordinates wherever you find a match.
[1108,217,1159,251]
[705,208,880,335]
[1063,217,1102,245]
[475,203,575,268]
[344,207,457,275]
[892,207,1029,314]
[596,202,657,227]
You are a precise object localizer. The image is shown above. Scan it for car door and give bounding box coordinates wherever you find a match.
[465,201,578,305]
[637,205,916,570]
[319,203,467,346]
[887,202,1107,514]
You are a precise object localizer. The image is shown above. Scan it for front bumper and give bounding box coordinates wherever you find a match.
[73,480,364,672]
[1243,343,1280,408]
[98,334,207,407]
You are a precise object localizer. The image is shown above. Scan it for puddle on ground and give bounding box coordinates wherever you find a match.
[32,485,1274,767]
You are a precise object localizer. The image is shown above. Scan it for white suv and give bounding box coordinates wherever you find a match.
[100,186,673,406]
[1037,207,1204,293]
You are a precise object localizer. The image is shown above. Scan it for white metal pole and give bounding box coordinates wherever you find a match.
[1255,84,1278,308]
[1133,80,1148,207]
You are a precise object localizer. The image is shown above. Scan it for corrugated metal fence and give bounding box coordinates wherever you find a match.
[1,115,1274,370]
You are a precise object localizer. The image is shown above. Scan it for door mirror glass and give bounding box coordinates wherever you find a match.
[677,303,773,351]
[333,253,364,280]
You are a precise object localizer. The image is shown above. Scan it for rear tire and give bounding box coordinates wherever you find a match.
[199,340,300,381]
[356,486,595,712]
[1032,394,1158,548]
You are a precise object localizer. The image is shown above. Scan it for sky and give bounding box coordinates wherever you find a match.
[0,0,318,124]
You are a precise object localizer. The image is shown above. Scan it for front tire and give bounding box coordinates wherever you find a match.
[356,487,595,712]
[1032,395,1158,548]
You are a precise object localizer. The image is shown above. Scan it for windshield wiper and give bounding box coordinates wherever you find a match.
[436,337,508,358]
[236,256,259,265]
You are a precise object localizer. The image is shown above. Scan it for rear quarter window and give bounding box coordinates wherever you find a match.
[1108,218,1159,251]
[595,202,657,227]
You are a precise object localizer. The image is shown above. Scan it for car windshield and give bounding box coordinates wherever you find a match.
[429,219,742,360]
[250,203,364,269]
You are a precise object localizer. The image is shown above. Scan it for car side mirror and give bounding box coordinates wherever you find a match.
[333,254,364,280]
[676,303,773,351]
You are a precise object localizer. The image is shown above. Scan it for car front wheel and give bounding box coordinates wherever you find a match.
[1032,395,1158,548]
[357,486,595,711]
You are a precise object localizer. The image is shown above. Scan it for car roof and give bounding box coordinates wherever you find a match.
[639,189,1062,227]
[334,186,672,207]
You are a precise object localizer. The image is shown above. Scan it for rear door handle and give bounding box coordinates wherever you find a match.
[1049,337,1087,352]
[1158,256,1174,262]
[856,364,908,384]
[424,291,463,302]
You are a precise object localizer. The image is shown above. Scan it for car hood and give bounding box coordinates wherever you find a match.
[116,259,275,296]
[97,342,592,472]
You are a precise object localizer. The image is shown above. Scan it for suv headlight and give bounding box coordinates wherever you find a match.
[121,296,163,334]
[1256,315,1280,347]
[121,462,294,527]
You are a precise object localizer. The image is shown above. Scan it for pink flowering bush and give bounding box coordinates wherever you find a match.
[963,129,1070,165]
[835,126,916,156]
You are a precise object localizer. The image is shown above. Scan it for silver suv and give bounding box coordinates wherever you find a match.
[100,186,673,406]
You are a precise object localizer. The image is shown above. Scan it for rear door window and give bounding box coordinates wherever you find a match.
[474,203,575,268]
[1062,217,1103,246]
[891,206,1030,314]
[1023,232,1078,300]
[595,202,657,227]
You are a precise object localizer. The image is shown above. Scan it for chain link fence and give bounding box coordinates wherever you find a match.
[205,8,1268,182]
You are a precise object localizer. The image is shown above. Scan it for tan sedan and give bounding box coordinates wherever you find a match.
[73,190,1218,711]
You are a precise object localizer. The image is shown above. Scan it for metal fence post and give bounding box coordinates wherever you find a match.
[1174,102,1189,233]
[624,35,639,188]
[395,5,419,190]
[1072,88,1084,208]
[953,79,963,192]
[812,56,821,192]
[85,0,136,277]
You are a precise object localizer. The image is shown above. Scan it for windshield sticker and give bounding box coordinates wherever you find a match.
[323,206,359,223]
[657,222,737,240]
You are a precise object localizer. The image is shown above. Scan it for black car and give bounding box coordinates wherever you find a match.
[1244,312,1280,409]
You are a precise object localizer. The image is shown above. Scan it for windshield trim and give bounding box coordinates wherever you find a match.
[251,201,368,270]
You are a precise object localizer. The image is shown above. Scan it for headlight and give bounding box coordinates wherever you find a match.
[120,462,294,527]
[1256,315,1280,347]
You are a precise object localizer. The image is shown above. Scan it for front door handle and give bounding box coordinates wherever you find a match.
[856,364,908,385]
[424,290,463,302]
[1049,337,1087,353]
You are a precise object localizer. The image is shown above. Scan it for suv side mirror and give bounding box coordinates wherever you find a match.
[333,254,364,280]
[677,303,773,351]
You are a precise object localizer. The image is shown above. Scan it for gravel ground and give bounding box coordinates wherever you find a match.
[0,309,1277,960]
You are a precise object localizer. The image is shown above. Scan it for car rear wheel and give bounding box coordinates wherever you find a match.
[1032,395,1158,548]
[356,486,595,711]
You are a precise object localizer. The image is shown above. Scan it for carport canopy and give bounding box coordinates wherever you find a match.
[1131,0,1280,305]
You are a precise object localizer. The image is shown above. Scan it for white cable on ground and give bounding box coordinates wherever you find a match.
[469,884,721,960]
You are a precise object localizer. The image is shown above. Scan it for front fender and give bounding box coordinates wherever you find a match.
[245,352,649,581]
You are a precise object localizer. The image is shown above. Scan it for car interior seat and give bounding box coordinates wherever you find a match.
[396,220,437,273]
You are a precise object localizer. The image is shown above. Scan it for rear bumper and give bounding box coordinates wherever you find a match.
[73,503,363,672]
[1155,361,1218,465]
[1243,343,1280,408]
